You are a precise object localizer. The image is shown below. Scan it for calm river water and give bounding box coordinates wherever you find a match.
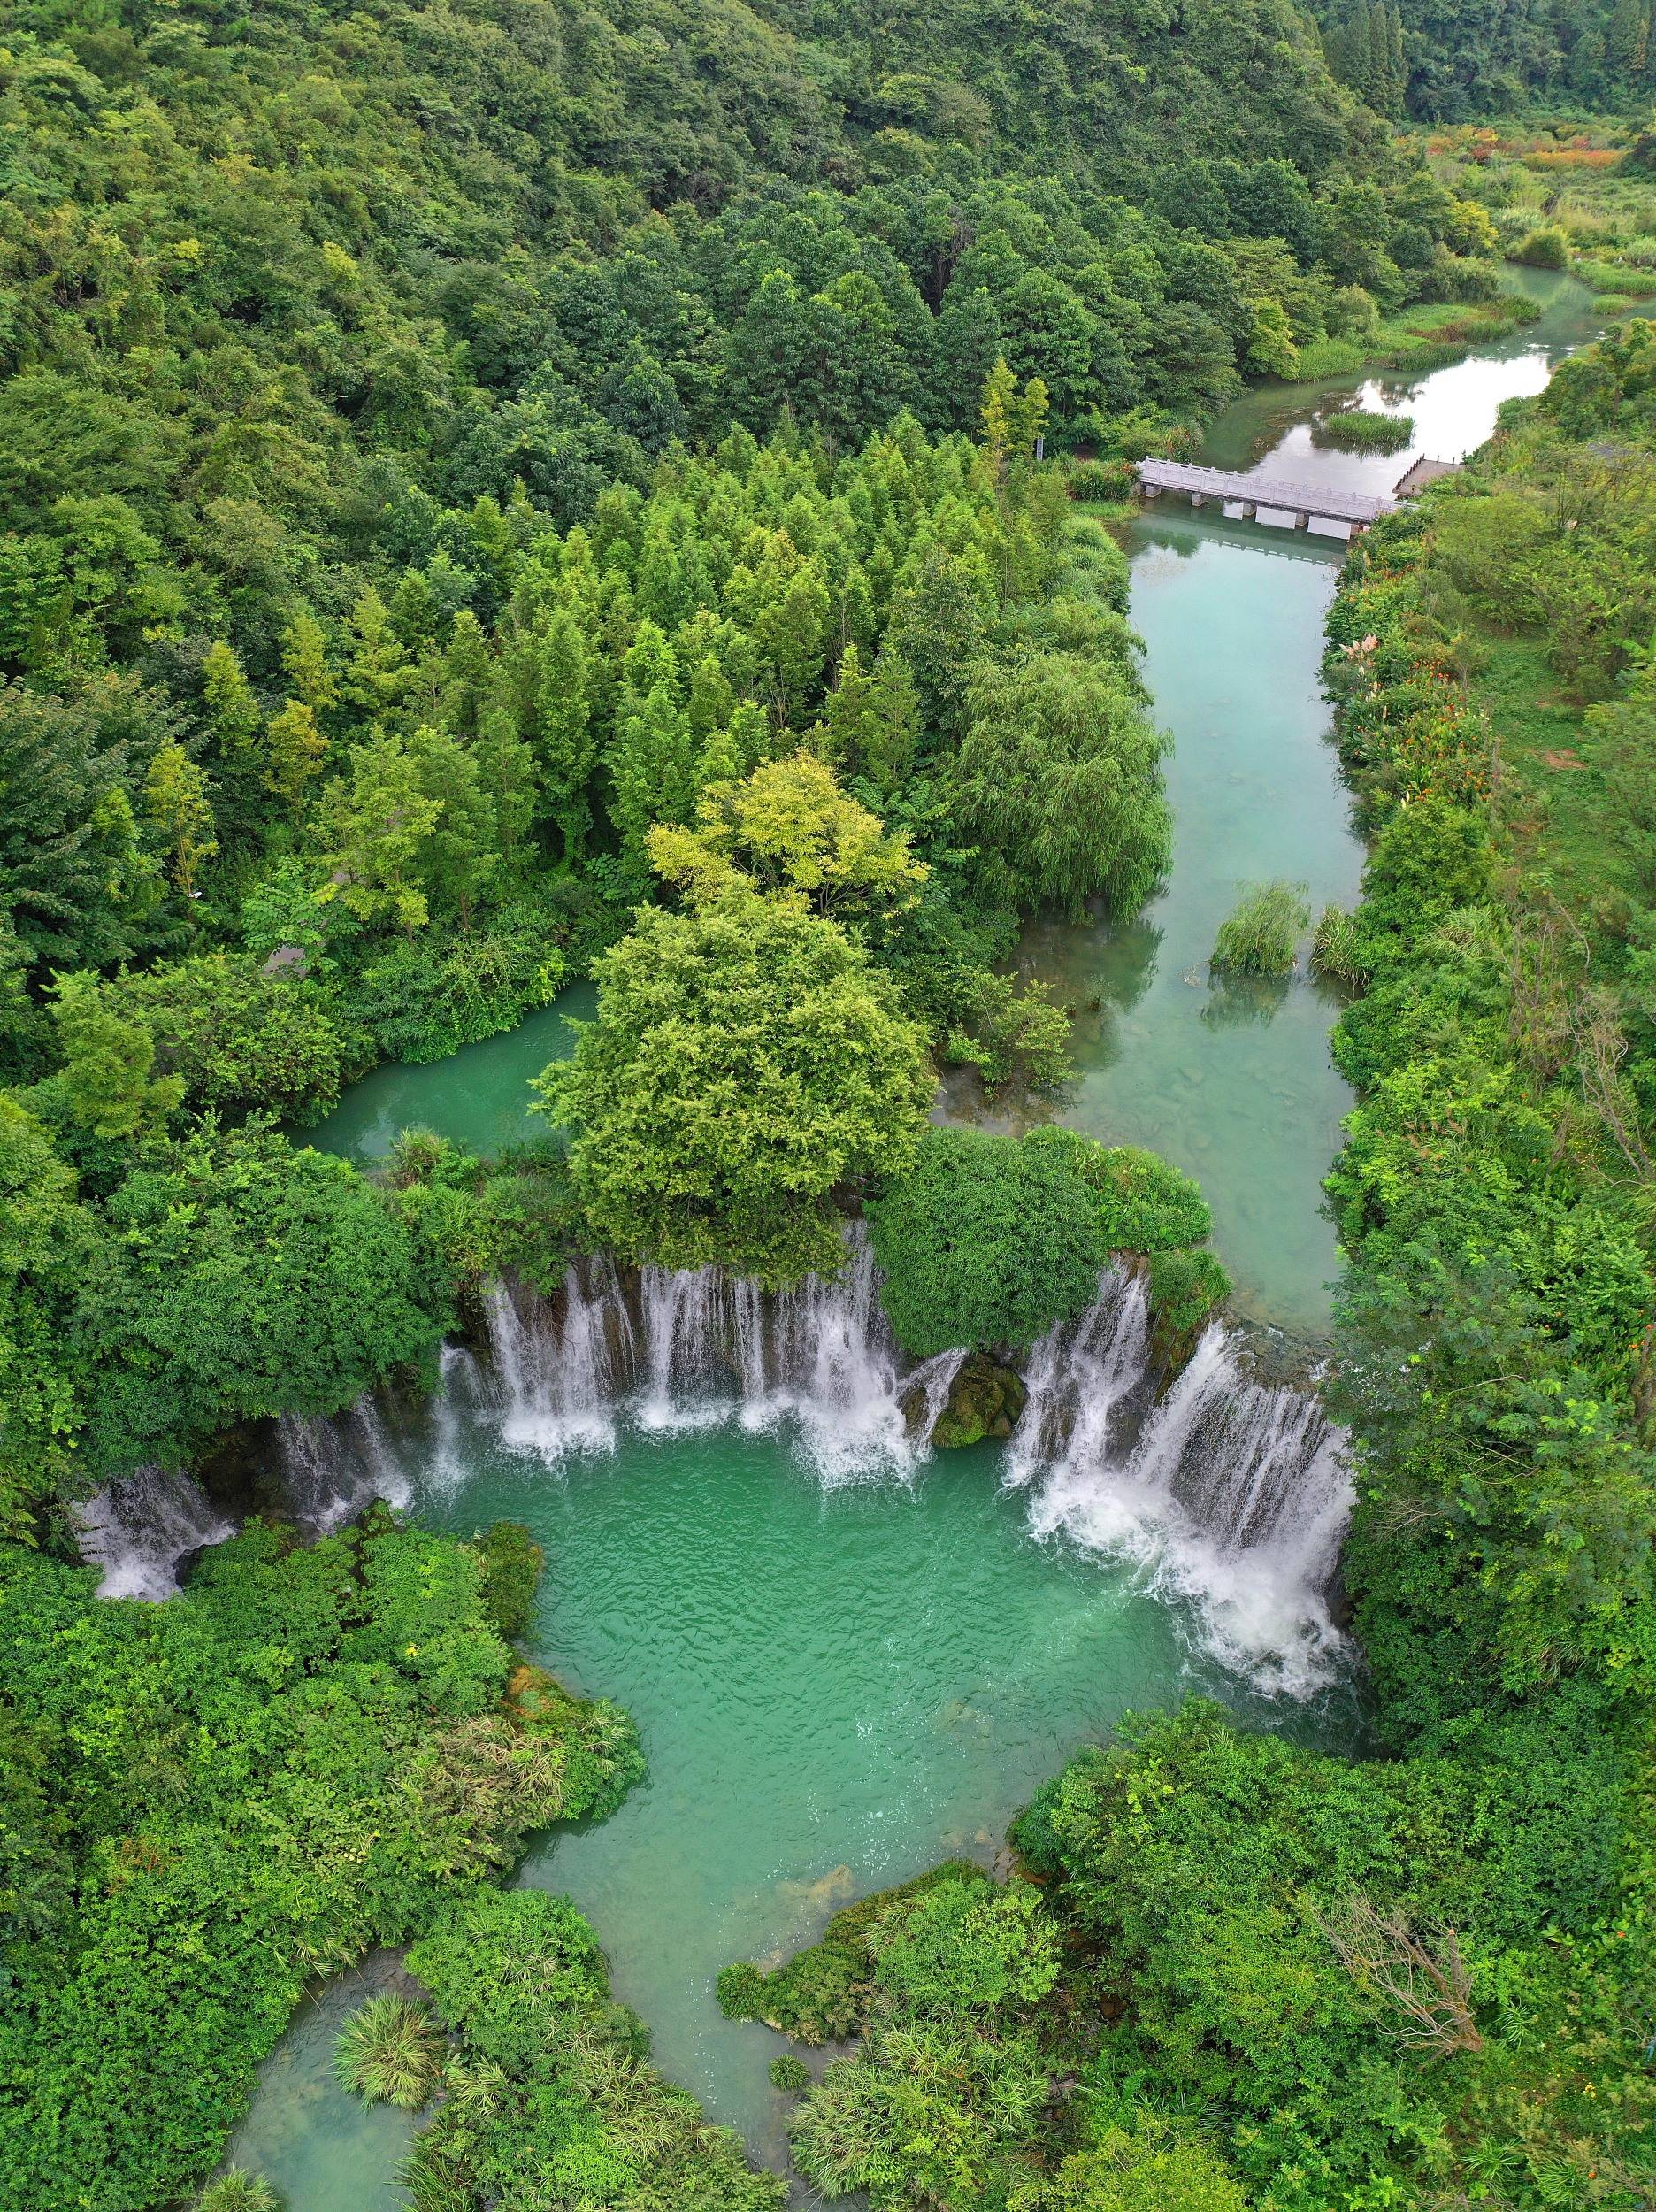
[233,272,1598,2205]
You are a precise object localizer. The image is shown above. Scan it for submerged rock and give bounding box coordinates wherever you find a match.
[931,1353,1028,1448]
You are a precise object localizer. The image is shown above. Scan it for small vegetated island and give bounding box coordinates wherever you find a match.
[0,2,1653,2209]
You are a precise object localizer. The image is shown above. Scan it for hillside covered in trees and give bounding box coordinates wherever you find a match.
[5,2,1655,2209]
[1317,0,1656,116]
[0,0,1500,1525]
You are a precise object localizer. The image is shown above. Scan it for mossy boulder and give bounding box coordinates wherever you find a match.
[931,1353,1028,1448]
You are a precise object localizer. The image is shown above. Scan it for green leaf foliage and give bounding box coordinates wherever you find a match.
[69,1127,452,1479]
[405,1889,786,2211]
[867,1126,1108,1356]
[538,886,933,1285]
[0,1510,641,2211]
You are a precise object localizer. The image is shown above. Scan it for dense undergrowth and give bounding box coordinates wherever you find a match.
[0,1507,659,2210]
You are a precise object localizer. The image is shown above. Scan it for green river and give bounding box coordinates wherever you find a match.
[229,273,1598,2204]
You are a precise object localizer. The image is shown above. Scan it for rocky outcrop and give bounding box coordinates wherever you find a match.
[930,1353,1028,1448]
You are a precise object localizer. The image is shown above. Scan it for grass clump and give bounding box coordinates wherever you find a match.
[1310,904,1368,988]
[1211,881,1309,976]
[1514,223,1570,267]
[769,2055,810,2092]
[334,1993,445,2110]
[1313,409,1414,454]
[196,2175,283,2212]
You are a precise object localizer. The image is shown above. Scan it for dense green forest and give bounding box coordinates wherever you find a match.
[1317,0,1656,115]
[0,0,1495,1529]
[4,0,1655,2206]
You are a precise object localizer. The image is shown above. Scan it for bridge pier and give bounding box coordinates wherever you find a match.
[1238,501,1257,520]
[1189,492,1206,510]
[1292,511,1310,531]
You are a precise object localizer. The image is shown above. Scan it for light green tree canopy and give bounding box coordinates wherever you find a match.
[535,884,932,1283]
[648,751,927,924]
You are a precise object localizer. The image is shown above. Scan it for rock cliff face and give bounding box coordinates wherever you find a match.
[929,1354,1029,1448]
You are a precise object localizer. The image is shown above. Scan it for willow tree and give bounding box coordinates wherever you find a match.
[953,651,1170,918]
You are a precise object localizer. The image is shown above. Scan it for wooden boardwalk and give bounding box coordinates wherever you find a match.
[1136,458,1396,528]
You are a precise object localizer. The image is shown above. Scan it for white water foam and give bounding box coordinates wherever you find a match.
[75,1466,235,1600]
[276,1396,412,1531]
[73,1242,1353,1694]
[1008,1271,1353,1694]
[476,1232,955,1486]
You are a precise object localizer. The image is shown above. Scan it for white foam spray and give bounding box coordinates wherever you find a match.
[74,1466,234,1601]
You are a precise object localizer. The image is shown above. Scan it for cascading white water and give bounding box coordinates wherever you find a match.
[1011,1271,1353,1694]
[277,1397,412,1530]
[478,1232,954,1485]
[477,1268,627,1461]
[73,1240,1353,1694]
[75,1466,234,1600]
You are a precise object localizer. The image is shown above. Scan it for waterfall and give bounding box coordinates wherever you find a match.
[75,1467,234,1601]
[277,1396,412,1530]
[479,1270,626,1460]
[1005,1266,1154,1490]
[1012,1278,1353,1694]
[72,1240,1352,1696]
[473,1232,957,1486]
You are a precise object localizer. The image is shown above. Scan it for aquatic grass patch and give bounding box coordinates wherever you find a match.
[1313,410,1414,455]
[195,2173,283,2212]
[1211,881,1310,974]
[1310,904,1368,987]
[1573,257,1656,294]
[334,1993,445,2109]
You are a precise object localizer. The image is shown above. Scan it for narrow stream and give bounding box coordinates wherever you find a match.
[223,273,1598,2205]
[962,265,1601,1337]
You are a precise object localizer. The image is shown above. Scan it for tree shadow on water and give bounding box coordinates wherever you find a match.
[1199,970,1293,1030]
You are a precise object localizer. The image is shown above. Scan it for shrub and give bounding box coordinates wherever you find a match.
[1026,1130,1212,1252]
[470,1520,543,1641]
[867,1126,1107,1356]
[196,2174,283,2212]
[407,1891,785,2209]
[769,2055,810,2092]
[1514,223,1569,267]
[334,1993,446,2108]
[1310,903,1368,987]
[720,1865,988,2044]
[1210,880,1309,974]
[1311,409,1414,454]
[942,972,1074,1094]
[1146,1248,1230,1366]
[1066,456,1135,502]
[1009,2124,1249,2211]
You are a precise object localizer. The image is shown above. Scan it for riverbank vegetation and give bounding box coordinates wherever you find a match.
[0,1507,650,2210]
[714,317,1656,2212]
